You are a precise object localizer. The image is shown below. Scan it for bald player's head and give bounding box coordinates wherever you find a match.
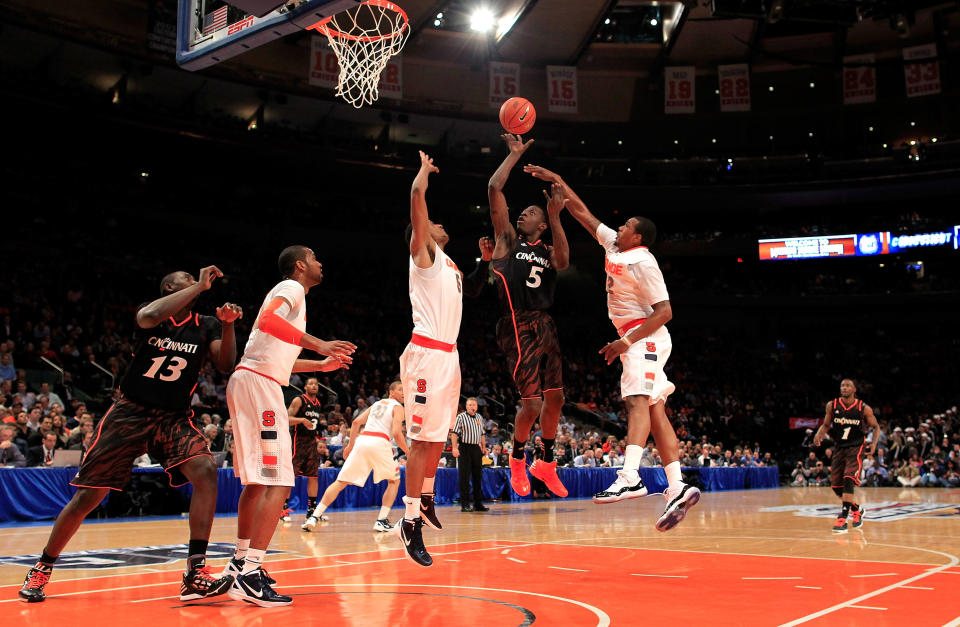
[159,271,193,295]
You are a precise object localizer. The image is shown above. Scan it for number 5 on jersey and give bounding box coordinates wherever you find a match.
[526,266,544,288]
[143,355,188,381]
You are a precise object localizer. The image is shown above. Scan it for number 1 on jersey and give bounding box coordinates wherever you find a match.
[143,355,188,381]
[841,426,851,440]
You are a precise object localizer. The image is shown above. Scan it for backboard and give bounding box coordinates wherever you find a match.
[177,0,363,70]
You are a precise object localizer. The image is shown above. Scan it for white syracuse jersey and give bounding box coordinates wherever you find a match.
[409,243,463,345]
[363,398,401,436]
[596,224,670,333]
[237,279,306,385]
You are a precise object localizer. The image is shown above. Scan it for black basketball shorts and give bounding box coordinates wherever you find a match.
[72,398,211,490]
[495,310,563,400]
[830,443,865,489]
[291,435,320,477]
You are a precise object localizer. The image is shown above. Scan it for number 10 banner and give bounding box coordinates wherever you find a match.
[546,65,578,114]
[489,62,520,108]
[664,66,696,114]
[718,63,750,112]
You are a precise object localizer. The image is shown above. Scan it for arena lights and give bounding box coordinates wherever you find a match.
[469,8,496,33]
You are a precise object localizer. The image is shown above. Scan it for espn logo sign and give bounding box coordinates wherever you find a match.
[228,16,255,36]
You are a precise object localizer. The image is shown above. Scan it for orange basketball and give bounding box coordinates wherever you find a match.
[499,97,536,135]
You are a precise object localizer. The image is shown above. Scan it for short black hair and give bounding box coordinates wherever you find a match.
[278,245,308,278]
[631,217,657,246]
[404,224,413,246]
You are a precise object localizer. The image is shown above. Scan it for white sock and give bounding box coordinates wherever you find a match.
[422,476,435,494]
[313,502,328,517]
[403,495,421,521]
[665,461,683,491]
[234,538,250,561]
[378,505,391,520]
[623,445,643,473]
[242,548,265,574]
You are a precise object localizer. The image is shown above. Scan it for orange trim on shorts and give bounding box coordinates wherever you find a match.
[492,269,522,380]
[164,452,215,488]
[411,333,457,352]
[68,482,122,492]
[360,431,390,441]
[235,366,284,387]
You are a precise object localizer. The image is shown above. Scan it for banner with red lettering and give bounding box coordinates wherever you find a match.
[378,56,402,100]
[489,62,520,108]
[842,54,876,105]
[546,65,577,114]
[664,66,695,114]
[789,417,822,430]
[718,63,750,112]
[903,43,940,98]
[308,37,338,89]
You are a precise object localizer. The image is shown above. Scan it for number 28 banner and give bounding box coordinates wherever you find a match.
[903,43,940,98]
[718,63,750,112]
[308,37,402,99]
[664,66,695,114]
[489,62,520,108]
[546,65,578,114]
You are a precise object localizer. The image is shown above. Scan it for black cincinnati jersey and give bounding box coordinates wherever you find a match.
[491,238,557,314]
[119,311,221,411]
[828,398,866,448]
[290,394,323,445]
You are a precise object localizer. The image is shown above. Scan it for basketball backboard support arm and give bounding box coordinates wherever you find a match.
[176,0,362,71]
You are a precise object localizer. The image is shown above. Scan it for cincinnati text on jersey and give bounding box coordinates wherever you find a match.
[147,336,200,354]
[516,251,551,267]
[832,416,862,426]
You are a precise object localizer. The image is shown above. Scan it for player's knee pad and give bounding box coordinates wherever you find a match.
[832,487,844,498]
[843,477,856,493]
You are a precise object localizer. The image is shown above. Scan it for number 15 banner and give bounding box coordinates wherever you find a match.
[718,63,750,112]
[903,43,940,98]
[490,62,520,108]
[664,66,695,114]
[546,66,578,114]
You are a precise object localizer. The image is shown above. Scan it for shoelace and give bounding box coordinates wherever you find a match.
[26,569,50,588]
[835,517,846,524]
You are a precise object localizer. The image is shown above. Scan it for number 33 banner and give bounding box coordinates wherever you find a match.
[546,65,577,114]
[903,43,940,98]
[665,66,696,114]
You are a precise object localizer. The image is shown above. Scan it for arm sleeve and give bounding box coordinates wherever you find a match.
[258,298,303,346]
[595,223,619,252]
[628,258,670,304]
[462,260,490,298]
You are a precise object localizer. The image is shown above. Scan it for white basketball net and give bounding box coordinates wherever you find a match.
[312,1,409,108]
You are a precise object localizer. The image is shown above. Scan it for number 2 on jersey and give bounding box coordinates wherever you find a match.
[526,266,544,288]
[143,356,188,381]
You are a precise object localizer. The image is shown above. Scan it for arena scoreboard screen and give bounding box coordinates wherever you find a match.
[758,228,958,261]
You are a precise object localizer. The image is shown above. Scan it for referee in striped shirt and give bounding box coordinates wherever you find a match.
[451,398,488,512]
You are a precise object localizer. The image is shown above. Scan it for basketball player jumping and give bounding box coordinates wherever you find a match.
[398,151,465,567]
[285,376,322,525]
[488,133,570,498]
[19,266,241,603]
[525,165,701,531]
[304,381,408,532]
[223,246,355,606]
[813,378,880,533]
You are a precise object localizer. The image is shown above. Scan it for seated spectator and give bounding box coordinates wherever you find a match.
[37,382,64,409]
[68,430,94,454]
[67,414,94,448]
[203,424,219,450]
[895,459,921,486]
[317,441,333,468]
[50,414,70,448]
[28,432,60,467]
[28,415,55,448]
[807,461,829,486]
[0,352,15,382]
[573,448,597,468]
[0,425,27,467]
[790,461,807,486]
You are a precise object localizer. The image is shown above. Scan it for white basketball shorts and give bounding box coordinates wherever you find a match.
[226,367,295,486]
[619,327,675,405]
[399,341,461,442]
[337,432,400,486]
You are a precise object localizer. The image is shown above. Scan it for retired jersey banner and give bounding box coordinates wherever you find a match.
[842,54,876,105]
[718,63,750,112]
[903,44,940,98]
[489,62,520,108]
[664,66,696,114]
[378,56,402,100]
[546,66,578,114]
[308,37,338,89]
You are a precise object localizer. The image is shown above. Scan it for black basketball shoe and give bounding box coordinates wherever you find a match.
[593,470,649,504]
[180,565,234,602]
[398,518,433,567]
[221,558,276,585]
[227,569,292,607]
[19,565,52,603]
[420,492,442,531]
[656,484,702,532]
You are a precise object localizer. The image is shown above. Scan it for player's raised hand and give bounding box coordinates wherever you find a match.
[216,303,243,324]
[523,164,560,182]
[197,266,224,291]
[318,354,352,372]
[478,236,494,261]
[501,133,534,154]
[543,182,568,217]
[317,339,357,358]
[418,150,439,174]
[599,337,630,365]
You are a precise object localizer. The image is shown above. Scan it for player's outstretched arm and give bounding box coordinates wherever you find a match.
[391,404,409,456]
[864,405,881,455]
[599,299,673,365]
[292,355,352,373]
[544,183,570,271]
[286,396,309,426]
[410,150,439,269]
[523,165,601,239]
[257,297,357,359]
[209,302,242,373]
[463,237,494,297]
[488,134,531,251]
[136,265,223,329]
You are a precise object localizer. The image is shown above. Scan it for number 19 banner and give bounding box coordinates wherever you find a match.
[664,66,696,114]
[718,63,750,112]
[546,65,578,114]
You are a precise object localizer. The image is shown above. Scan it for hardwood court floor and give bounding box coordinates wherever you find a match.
[2,487,959,626]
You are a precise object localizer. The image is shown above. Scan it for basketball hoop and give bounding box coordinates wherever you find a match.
[308,0,409,108]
